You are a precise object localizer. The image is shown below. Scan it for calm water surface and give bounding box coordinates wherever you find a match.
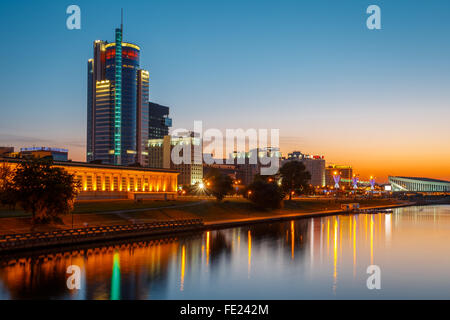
[0,205,449,299]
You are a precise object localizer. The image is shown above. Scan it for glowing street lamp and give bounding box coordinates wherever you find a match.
[199,182,205,189]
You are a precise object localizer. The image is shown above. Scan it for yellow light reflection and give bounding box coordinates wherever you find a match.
[353,216,357,277]
[385,214,392,245]
[206,231,210,267]
[248,230,252,278]
[333,218,338,293]
[370,215,374,265]
[326,219,330,254]
[291,221,295,260]
[180,245,186,291]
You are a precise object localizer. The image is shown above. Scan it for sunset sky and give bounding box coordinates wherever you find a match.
[0,0,449,182]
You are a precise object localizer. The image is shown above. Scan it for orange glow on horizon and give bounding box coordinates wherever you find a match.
[65,131,450,183]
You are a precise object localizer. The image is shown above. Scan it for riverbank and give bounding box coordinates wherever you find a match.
[0,199,418,254]
[0,198,409,236]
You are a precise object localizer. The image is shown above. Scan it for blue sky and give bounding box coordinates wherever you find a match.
[0,0,449,180]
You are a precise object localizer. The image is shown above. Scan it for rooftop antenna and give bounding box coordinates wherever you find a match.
[121,8,123,33]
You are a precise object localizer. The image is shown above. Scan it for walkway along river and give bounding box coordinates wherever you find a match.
[0,203,412,253]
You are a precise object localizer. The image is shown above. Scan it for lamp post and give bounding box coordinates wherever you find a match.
[352,175,359,189]
[369,176,376,199]
[370,176,376,190]
[333,171,341,199]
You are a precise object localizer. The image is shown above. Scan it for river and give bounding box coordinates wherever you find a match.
[0,205,449,299]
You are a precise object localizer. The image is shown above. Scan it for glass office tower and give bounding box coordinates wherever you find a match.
[148,102,172,139]
[87,26,149,166]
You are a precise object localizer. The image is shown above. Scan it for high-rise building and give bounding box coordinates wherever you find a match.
[282,151,325,187]
[87,24,149,166]
[148,102,172,139]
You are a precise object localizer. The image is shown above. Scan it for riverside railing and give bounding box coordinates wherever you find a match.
[0,219,204,252]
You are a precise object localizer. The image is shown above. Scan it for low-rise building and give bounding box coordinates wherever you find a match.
[388,176,450,192]
[0,158,179,200]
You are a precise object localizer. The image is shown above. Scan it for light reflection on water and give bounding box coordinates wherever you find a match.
[0,205,449,299]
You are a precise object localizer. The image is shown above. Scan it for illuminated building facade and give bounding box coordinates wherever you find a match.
[87,24,149,166]
[388,176,450,192]
[325,165,353,188]
[148,133,203,186]
[0,159,178,200]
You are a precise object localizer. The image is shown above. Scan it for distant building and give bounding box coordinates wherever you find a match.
[227,147,282,185]
[389,176,450,192]
[19,147,69,162]
[148,132,203,186]
[0,147,14,157]
[282,151,325,187]
[325,165,353,187]
[0,158,178,200]
[148,102,172,139]
[203,163,239,180]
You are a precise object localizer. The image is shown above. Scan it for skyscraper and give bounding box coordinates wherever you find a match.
[87,23,149,166]
[148,102,172,139]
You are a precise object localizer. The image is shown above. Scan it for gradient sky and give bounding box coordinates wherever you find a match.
[0,0,449,182]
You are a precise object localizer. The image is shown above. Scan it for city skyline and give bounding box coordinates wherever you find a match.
[1,0,450,182]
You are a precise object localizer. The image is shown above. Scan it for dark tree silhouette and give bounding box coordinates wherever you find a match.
[0,163,16,209]
[8,159,80,223]
[204,168,234,202]
[247,180,284,209]
[279,161,311,200]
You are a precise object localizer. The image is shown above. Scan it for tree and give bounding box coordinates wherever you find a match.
[279,161,311,200]
[0,163,16,209]
[10,159,81,223]
[253,173,277,184]
[247,180,284,209]
[204,168,234,202]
